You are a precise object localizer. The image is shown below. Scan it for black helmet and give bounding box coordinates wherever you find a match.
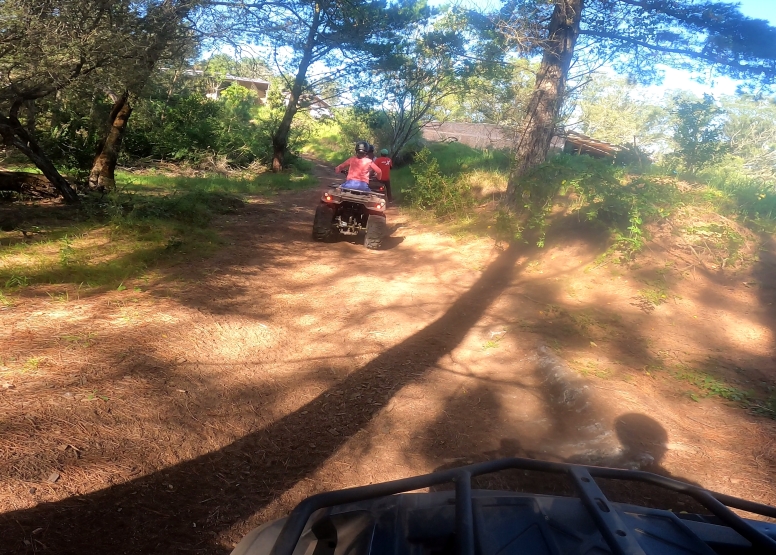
[355,141,369,154]
[367,144,375,153]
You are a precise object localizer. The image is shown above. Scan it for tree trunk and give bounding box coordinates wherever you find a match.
[89,91,133,190]
[270,3,320,172]
[506,0,583,205]
[0,111,80,204]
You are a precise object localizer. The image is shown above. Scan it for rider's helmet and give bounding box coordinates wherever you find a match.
[380,149,389,156]
[355,141,369,157]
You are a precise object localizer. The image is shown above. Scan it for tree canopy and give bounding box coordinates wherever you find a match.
[221,0,430,170]
[498,0,776,204]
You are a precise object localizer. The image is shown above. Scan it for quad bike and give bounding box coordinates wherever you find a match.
[312,180,387,249]
[231,457,776,555]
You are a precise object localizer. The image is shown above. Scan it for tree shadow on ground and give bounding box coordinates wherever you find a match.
[0,243,524,554]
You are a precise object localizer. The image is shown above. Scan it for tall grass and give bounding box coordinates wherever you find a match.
[116,168,316,195]
[301,120,352,165]
[424,142,510,176]
[696,159,776,221]
[397,143,510,206]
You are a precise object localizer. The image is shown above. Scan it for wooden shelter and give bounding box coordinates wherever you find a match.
[562,131,624,160]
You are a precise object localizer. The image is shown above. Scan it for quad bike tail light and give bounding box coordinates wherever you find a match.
[323,193,333,202]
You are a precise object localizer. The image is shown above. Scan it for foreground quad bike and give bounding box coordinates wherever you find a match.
[231,457,776,555]
[312,183,387,249]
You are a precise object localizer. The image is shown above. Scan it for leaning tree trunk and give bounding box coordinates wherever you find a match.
[270,4,320,172]
[0,109,80,204]
[89,91,133,190]
[506,0,583,205]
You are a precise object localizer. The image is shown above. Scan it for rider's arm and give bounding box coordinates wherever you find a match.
[335,157,352,174]
[369,161,383,181]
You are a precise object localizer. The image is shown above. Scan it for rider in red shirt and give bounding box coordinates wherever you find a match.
[374,149,393,201]
[335,141,383,191]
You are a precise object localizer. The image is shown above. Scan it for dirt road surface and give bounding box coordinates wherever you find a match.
[1,163,775,553]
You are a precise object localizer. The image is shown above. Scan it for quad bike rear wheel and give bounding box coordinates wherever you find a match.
[365,214,386,249]
[312,204,335,241]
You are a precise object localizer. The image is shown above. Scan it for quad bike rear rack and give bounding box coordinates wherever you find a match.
[268,457,776,555]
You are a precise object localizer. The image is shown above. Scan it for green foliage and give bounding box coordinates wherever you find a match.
[35,88,113,172]
[364,7,488,159]
[124,93,222,162]
[122,79,314,169]
[117,169,316,195]
[441,59,536,127]
[303,118,354,165]
[514,154,679,250]
[722,95,776,180]
[670,93,727,173]
[335,106,400,159]
[674,366,749,403]
[403,148,475,216]
[215,84,264,165]
[696,157,776,220]
[199,54,273,81]
[252,85,313,168]
[576,74,669,152]
[427,142,510,175]
[0,167,315,291]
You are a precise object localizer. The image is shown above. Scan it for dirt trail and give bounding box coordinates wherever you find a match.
[1,161,775,553]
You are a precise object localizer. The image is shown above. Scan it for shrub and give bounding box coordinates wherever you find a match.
[697,157,776,220]
[515,154,680,249]
[403,148,475,216]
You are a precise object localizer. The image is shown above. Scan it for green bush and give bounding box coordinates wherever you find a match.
[124,93,222,162]
[251,87,312,169]
[403,148,475,216]
[697,157,776,220]
[123,84,313,169]
[515,154,680,248]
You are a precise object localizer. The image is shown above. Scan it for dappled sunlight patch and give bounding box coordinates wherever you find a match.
[465,168,509,198]
[32,308,73,320]
[0,225,204,290]
[713,312,773,353]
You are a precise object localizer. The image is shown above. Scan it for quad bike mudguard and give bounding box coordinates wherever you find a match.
[231,457,776,555]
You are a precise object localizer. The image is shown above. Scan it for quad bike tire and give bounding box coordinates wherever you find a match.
[312,204,335,241]
[365,213,386,249]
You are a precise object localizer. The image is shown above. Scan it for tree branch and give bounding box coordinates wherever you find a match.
[579,29,776,77]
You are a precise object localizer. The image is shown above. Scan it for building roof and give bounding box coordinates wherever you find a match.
[563,131,624,157]
[181,69,270,86]
[224,74,270,86]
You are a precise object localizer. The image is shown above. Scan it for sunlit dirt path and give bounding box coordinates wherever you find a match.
[1,163,775,553]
